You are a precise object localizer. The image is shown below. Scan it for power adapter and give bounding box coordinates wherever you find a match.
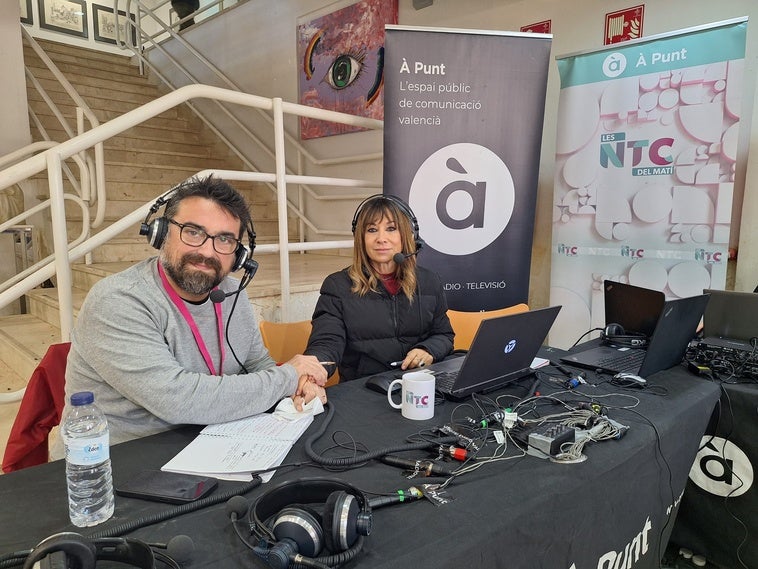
[687,361,712,376]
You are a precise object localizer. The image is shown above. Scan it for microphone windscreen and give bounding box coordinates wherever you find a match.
[393,252,406,265]
[209,289,227,304]
[225,495,250,520]
[165,535,195,563]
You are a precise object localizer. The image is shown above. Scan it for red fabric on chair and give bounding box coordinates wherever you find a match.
[2,342,70,473]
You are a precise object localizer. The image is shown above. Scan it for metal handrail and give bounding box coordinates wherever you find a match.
[116,0,382,211]
[0,84,382,337]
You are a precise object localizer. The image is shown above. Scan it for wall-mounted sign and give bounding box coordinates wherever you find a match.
[604,5,644,45]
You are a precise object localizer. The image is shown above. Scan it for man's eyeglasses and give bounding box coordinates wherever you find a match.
[168,219,240,254]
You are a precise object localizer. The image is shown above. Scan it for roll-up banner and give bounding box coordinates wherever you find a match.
[383,25,552,311]
[549,18,748,349]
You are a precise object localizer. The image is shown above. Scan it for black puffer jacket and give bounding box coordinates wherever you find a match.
[305,267,454,381]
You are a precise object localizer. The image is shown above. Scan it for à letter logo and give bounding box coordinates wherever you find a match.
[688,436,753,498]
[409,143,514,256]
[602,53,627,78]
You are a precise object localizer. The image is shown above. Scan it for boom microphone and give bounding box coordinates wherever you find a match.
[148,535,195,564]
[225,495,250,522]
[392,252,417,264]
[210,288,237,303]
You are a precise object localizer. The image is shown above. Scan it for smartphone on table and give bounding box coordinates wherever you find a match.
[115,470,218,504]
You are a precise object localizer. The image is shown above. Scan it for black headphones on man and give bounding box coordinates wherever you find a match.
[236,478,372,569]
[17,533,191,569]
[601,323,649,348]
[139,188,258,276]
[351,194,424,252]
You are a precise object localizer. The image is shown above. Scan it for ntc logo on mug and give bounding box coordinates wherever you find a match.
[406,391,430,408]
[388,371,435,420]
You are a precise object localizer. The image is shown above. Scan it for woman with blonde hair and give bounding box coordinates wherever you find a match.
[306,194,453,382]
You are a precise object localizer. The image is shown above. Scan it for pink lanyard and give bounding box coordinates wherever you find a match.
[158,262,225,375]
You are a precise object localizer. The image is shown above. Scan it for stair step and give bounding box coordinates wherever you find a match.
[28,38,139,69]
[26,89,180,118]
[25,58,154,89]
[28,99,196,132]
[0,314,61,383]
[103,148,223,166]
[26,287,87,328]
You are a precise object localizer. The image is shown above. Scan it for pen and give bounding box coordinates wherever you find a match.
[319,361,336,365]
[389,360,427,368]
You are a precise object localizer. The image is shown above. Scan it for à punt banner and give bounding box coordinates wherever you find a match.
[549,18,748,349]
[382,25,552,311]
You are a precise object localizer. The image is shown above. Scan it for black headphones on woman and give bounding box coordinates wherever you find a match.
[247,478,372,569]
[139,188,258,276]
[351,194,424,252]
[601,323,649,348]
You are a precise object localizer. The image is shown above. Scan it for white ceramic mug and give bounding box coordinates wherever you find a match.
[387,371,435,420]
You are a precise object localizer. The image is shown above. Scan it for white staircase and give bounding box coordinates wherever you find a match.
[0,39,347,434]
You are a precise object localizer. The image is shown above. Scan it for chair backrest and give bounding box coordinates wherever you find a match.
[2,342,70,473]
[447,304,530,351]
[259,320,339,386]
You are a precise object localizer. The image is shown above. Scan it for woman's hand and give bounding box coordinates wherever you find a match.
[285,354,328,386]
[400,348,433,371]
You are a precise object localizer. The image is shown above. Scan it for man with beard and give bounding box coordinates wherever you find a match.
[51,176,327,455]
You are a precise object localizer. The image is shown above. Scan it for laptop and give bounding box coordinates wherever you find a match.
[604,280,665,337]
[430,305,561,401]
[562,293,710,377]
[701,289,758,352]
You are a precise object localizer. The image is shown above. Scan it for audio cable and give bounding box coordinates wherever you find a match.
[303,402,458,468]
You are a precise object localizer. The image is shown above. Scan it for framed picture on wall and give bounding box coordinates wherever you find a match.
[20,0,33,25]
[92,3,136,45]
[296,0,398,140]
[38,0,88,38]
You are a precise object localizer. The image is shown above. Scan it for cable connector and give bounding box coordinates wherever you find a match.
[439,445,468,461]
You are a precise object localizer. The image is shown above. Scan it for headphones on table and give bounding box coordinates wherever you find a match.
[245,478,372,569]
[351,194,424,252]
[601,323,649,349]
[17,533,191,569]
[139,188,259,276]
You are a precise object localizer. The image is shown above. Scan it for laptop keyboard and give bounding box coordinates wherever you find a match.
[435,371,459,391]
[597,349,646,373]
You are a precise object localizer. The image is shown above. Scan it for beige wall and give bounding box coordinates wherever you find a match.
[0,1,32,316]
[1,1,31,156]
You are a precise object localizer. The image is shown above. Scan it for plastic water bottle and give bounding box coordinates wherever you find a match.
[62,391,115,527]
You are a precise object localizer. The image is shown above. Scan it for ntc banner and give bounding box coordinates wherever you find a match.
[383,25,551,311]
[549,18,748,349]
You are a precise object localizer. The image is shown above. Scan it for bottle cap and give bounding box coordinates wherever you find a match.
[70,391,95,406]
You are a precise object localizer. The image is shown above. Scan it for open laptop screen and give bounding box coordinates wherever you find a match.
[604,280,665,337]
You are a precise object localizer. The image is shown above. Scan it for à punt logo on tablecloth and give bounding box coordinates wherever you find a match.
[604,5,644,45]
[689,436,753,498]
